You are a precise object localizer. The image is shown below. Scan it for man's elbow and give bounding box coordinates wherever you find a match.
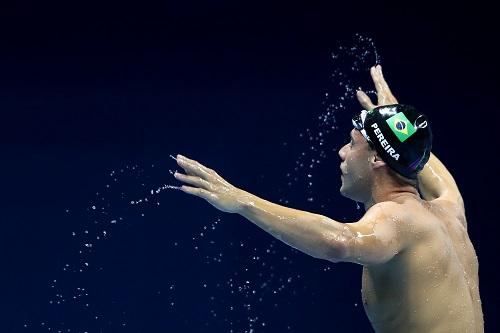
[322,240,395,265]
[322,241,348,263]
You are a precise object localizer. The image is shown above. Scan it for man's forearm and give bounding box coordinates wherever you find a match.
[418,152,460,201]
[237,191,346,261]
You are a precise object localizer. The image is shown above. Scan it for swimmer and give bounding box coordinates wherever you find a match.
[173,65,484,332]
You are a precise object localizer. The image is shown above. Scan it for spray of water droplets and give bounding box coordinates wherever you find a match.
[186,217,319,332]
[278,34,380,211]
[25,161,183,332]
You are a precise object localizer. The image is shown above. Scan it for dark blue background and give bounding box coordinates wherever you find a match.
[2,0,498,332]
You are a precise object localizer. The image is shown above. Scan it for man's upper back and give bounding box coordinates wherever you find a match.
[361,197,483,333]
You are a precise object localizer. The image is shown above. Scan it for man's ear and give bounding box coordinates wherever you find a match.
[370,153,386,170]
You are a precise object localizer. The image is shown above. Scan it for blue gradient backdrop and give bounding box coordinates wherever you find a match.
[2,1,498,332]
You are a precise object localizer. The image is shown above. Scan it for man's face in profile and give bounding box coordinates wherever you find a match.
[338,129,373,202]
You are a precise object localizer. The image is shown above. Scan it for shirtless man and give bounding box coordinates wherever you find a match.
[172,65,484,332]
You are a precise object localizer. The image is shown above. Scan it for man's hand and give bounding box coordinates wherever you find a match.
[173,154,249,213]
[356,65,398,110]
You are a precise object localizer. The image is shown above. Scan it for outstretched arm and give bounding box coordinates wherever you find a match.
[173,154,346,260]
[173,154,408,265]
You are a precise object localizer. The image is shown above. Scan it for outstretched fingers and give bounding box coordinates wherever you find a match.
[180,185,216,200]
[356,90,376,110]
[174,172,213,191]
[371,65,398,105]
[176,154,214,180]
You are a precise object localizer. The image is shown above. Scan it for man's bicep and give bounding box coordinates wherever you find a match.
[339,205,407,266]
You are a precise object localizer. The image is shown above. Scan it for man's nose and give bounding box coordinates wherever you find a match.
[338,144,347,161]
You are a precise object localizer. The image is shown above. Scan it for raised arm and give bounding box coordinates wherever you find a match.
[356,66,465,217]
[418,152,464,213]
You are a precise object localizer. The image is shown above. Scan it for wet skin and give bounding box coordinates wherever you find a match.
[350,65,483,332]
[359,195,483,333]
[338,128,483,332]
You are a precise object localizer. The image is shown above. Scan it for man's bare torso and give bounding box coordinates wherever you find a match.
[361,197,484,332]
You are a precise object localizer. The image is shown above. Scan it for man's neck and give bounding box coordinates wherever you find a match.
[363,177,420,211]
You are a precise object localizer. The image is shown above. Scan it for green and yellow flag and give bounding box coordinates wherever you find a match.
[386,112,416,142]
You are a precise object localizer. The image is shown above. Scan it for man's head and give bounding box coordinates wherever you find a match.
[339,104,432,201]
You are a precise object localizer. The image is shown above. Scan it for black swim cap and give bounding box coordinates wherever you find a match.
[352,104,432,179]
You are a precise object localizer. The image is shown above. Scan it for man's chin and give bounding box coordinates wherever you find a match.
[339,184,347,198]
[340,183,356,201]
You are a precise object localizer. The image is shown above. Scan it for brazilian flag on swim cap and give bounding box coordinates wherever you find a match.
[386,112,416,142]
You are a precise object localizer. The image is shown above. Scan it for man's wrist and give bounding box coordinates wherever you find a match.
[235,189,256,215]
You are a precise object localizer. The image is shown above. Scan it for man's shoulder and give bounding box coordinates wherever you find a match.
[367,199,440,235]
[366,199,420,219]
